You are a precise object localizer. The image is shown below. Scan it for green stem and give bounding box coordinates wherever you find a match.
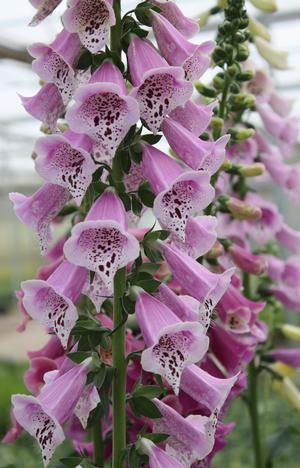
[92,413,104,467]
[110,0,122,57]
[112,267,127,468]
[244,273,264,468]
[218,72,230,120]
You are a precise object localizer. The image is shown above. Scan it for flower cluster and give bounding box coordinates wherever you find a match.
[5,0,300,467]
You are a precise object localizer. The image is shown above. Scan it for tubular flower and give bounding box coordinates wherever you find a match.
[66,60,140,163]
[63,0,116,53]
[21,260,88,348]
[29,29,81,104]
[153,398,218,466]
[127,36,193,133]
[152,11,215,82]
[34,130,95,205]
[139,437,184,468]
[64,190,140,291]
[151,0,199,38]
[12,358,92,466]
[162,115,230,173]
[142,144,215,250]
[135,290,209,395]
[9,183,70,254]
[29,0,63,26]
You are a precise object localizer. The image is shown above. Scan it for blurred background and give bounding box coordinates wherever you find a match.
[0,1,299,466]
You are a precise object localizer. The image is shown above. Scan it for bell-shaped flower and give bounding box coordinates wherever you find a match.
[267,348,300,369]
[176,215,218,258]
[162,116,230,173]
[159,283,212,331]
[135,290,209,395]
[170,100,216,136]
[66,60,140,163]
[127,36,193,133]
[74,384,100,429]
[153,398,217,466]
[216,284,266,337]
[34,130,95,205]
[9,183,70,254]
[162,243,235,318]
[63,0,115,54]
[152,12,214,82]
[257,103,299,146]
[276,222,300,254]
[271,284,300,311]
[151,0,199,38]
[20,83,65,131]
[254,37,288,70]
[180,365,238,415]
[24,357,58,395]
[29,29,81,104]
[12,358,92,466]
[21,260,88,348]
[142,144,215,246]
[29,0,63,27]
[64,190,139,291]
[139,438,184,468]
[269,91,294,118]
[228,244,268,276]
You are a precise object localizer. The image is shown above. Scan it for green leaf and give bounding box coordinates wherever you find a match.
[137,279,161,293]
[144,245,164,263]
[67,351,91,364]
[128,444,141,468]
[60,457,83,468]
[141,134,162,145]
[133,385,162,399]
[58,204,78,216]
[138,263,160,274]
[94,364,107,389]
[129,396,162,419]
[143,432,169,443]
[131,194,143,216]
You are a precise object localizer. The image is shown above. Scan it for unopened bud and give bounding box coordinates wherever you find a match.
[210,117,224,131]
[236,44,250,62]
[222,196,262,221]
[236,70,256,82]
[255,37,289,70]
[271,362,295,378]
[195,82,217,98]
[198,9,211,27]
[213,75,225,90]
[39,123,52,135]
[228,64,239,77]
[250,0,278,13]
[221,159,233,171]
[239,163,265,177]
[281,324,300,343]
[248,16,272,41]
[205,240,225,260]
[228,128,256,141]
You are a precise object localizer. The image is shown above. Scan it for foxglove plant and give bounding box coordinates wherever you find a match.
[5,0,300,467]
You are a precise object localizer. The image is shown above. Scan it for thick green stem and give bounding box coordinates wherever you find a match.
[244,273,264,468]
[112,267,127,468]
[110,0,122,57]
[92,413,104,467]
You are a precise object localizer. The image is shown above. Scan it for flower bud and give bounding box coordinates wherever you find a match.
[281,324,300,343]
[239,163,265,177]
[220,196,262,221]
[236,70,256,82]
[228,128,256,141]
[195,82,217,98]
[236,44,250,62]
[221,159,233,171]
[271,362,295,378]
[213,75,225,90]
[228,64,239,77]
[198,9,211,27]
[255,37,289,70]
[210,116,224,131]
[273,377,300,411]
[205,240,225,260]
[229,244,268,275]
[248,16,272,41]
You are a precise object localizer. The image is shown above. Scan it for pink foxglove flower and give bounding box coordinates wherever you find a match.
[151,0,199,38]
[135,290,208,394]
[276,223,300,254]
[153,398,217,465]
[74,384,100,429]
[21,260,88,348]
[162,243,235,317]
[267,348,300,369]
[29,0,63,27]
[34,130,95,205]
[269,91,294,118]
[29,29,81,104]
[24,357,57,395]
[142,144,215,248]
[139,437,184,468]
[228,244,268,276]
[64,190,139,292]
[256,103,299,146]
[63,0,115,54]
[20,83,65,131]
[12,358,92,466]
[170,100,216,136]
[66,60,139,163]
[162,116,230,173]
[9,183,70,254]
[127,36,193,133]
[152,12,214,82]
